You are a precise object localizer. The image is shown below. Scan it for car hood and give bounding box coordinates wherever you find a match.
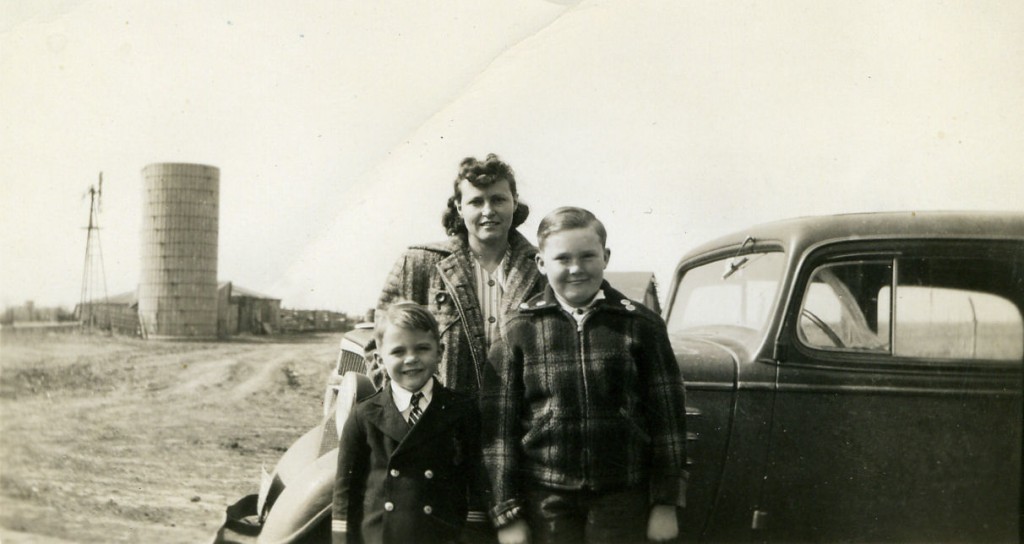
[670,331,748,386]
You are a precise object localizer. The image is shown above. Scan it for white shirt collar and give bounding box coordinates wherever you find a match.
[555,288,606,322]
[391,377,434,412]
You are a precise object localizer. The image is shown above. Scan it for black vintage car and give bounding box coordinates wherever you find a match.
[670,211,1022,542]
[214,211,1022,543]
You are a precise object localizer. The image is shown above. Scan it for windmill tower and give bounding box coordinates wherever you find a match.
[79,172,110,330]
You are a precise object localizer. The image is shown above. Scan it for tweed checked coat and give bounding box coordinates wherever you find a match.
[376,230,544,394]
[332,383,481,544]
[482,282,689,522]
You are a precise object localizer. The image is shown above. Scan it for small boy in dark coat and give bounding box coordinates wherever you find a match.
[483,207,688,544]
[333,302,481,544]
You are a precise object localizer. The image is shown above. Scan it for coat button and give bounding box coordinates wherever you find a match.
[424,469,434,479]
[488,316,496,323]
[423,505,433,514]
[488,279,495,287]
[384,501,394,511]
[390,469,400,477]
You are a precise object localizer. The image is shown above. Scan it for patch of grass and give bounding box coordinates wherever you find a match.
[0,361,131,398]
[0,474,43,502]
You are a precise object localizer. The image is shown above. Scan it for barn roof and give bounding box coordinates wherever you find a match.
[83,282,280,305]
[218,282,280,301]
[81,290,136,306]
[604,271,658,303]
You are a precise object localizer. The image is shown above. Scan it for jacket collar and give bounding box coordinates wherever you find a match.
[429,231,543,389]
[501,231,543,315]
[430,231,539,300]
[518,281,639,316]
[365,381,461,455]
[413,229,535,260]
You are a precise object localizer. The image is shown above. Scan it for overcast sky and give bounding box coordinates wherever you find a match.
[2,1,1022,314]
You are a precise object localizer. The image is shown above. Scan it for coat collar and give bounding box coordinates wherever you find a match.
[518,281,641,316]
[432,230,541,311]
[364,382,462,455]
[365,387,414,444]
[428,231,543,389]
[501,231,544,316]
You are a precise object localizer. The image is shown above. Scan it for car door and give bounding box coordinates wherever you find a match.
[666,249,787,540]
[761,240,1023,542]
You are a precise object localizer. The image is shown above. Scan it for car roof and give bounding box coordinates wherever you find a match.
[682,210,1024,261]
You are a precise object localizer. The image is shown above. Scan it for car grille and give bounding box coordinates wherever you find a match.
[337,348,366,375]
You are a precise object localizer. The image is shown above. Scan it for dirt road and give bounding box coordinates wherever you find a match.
[0,331,341,543]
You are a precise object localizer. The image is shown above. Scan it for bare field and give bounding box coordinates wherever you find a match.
[0,331,340,543]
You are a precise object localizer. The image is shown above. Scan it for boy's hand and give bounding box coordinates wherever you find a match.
[497,519,531,544]
[646,504,679,542]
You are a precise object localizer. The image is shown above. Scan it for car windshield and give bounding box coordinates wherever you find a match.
[667,251,786,352]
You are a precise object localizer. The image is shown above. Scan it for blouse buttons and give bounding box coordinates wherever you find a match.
[390,469,400,477]
[488,316,496,323]
[423,505,433,514]
[488,279,495,287]
[434,292,447,304]
[424,469,434,479]
[384,501,394,511]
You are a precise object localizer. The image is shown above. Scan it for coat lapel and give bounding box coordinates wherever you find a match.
[433,231,541,389]
[365,391,412,444]
[435,237,488,387]
[502,231,542,316]
[393,386,461,457]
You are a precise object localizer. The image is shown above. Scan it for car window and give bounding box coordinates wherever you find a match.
[668,251,785,352]
[799,262,891,351]
[798,256,1024,362]
[883,257,1024,361]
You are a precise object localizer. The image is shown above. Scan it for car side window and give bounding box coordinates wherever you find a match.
[799,262,891,351]
[882,257,1023,361]
[798,255,1024,362]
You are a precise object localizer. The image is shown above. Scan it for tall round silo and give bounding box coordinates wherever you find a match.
[138,163,219,339]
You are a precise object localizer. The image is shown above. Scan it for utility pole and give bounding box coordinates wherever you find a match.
[79,172,109,331]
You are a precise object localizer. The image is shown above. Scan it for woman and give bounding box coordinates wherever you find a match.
[375,154,544,394]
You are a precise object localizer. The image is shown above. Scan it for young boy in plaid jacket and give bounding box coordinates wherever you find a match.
[482,207,688,544]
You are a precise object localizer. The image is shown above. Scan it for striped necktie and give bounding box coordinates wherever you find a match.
[408,392,424,426]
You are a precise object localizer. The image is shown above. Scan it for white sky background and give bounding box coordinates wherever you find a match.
[2,1,1022,314]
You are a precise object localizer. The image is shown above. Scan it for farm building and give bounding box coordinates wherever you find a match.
[217,282,281,336]
[75,290,141,335]
[76,282,281,338]
[278,308,352,332]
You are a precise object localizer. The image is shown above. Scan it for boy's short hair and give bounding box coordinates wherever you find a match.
[375,302,441,344]
[537,206,607,249]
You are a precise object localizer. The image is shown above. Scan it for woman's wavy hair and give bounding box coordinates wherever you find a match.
[442,153,530,237]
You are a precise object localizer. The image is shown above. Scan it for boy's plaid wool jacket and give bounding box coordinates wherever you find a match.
[482,282,688,524]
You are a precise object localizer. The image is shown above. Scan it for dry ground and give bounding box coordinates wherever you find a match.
[0,330,340,543]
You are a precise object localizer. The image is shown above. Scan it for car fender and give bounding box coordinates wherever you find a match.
[255,372,376,543]
[257,448,338,544]
[272,422,328,490]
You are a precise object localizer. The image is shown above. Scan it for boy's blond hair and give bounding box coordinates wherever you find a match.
[374,301,441,345]
[537,206,607,250]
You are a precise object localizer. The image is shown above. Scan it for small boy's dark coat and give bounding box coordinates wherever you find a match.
[333,382,480,544]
